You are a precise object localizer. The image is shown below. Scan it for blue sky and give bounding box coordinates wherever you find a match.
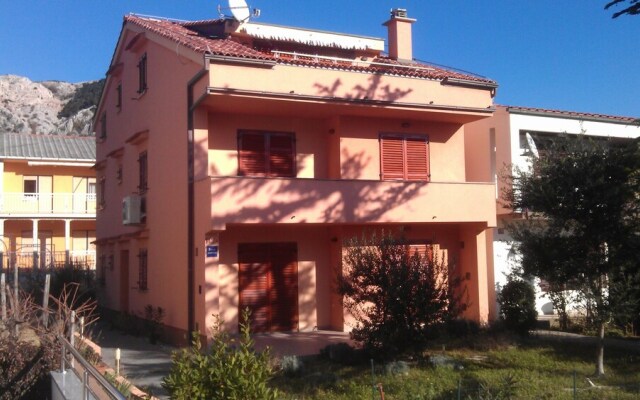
[1,1,638,117]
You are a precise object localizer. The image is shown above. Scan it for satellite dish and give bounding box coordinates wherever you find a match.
[229,0,251,22]
[525,132,539,158]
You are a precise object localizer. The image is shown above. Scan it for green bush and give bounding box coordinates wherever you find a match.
[499,279,537,335]
[162,310,278,400]
[338,231,466,356]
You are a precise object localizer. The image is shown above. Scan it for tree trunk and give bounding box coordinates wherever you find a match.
[595,321,605,376]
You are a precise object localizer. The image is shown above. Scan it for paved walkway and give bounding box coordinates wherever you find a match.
[90,323,174,399]
[90,324,353,399]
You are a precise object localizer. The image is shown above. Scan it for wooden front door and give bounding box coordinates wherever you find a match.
[238,243,298,332]
[119,250,129,312]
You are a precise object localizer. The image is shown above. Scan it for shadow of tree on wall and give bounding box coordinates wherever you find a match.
[193,73,475,333]
[313,75,413,102]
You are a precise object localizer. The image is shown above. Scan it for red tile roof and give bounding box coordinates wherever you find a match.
[504,105,638,123]
[124,15,496,85]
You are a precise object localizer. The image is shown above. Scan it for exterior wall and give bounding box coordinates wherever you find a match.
[95,27,203,337]
[208,62,493,111]
[464,106,511,214]
[3,162,94,193]
[97,20,499,342]
[207,113,329,179]
[200,222,494,334]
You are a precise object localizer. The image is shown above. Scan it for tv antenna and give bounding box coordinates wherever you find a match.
[217,0,260,23]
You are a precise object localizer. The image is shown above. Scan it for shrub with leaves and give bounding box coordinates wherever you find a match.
[0,333,58,400]
[162,310,278,400]
[498,279,537,335]
[338,231,466,355]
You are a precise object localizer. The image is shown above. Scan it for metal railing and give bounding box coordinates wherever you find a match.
[58,335,126,400]
[0,192,96,214]
[0,250,96,270]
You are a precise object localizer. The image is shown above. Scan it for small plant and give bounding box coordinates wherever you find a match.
[280,355,304,377]
[498,279,537,335]
[104,371,132,399]
[143,304,165,344]
[162,309,278,400]
[77,340,102,365]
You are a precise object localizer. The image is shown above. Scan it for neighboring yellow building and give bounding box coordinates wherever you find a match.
[0,133,96,269]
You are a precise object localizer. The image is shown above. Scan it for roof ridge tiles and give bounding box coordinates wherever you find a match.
[123,14,496,84]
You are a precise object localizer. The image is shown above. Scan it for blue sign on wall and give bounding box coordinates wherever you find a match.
[206,245,218,258]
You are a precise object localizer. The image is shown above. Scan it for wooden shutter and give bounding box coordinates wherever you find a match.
[238,242,298,332]
[381,135,430,181]
[239,243,270,332]
[269,243,299,331]
[268,134,295,177]
[405,137,430,181]
[238,132,267,176]
[380,136,405,180]
[408,244,435,261]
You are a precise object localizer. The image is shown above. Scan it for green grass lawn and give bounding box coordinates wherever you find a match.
[272,336,640,399]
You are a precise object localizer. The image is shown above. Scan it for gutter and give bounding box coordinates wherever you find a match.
[186,60,209,335]
[442,77,498,97]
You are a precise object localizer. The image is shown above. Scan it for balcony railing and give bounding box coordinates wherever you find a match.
[204,176,497,229]
[0,193,96,215]
[0,250,96,270]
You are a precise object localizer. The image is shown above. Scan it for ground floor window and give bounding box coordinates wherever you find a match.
[138,249,148,290]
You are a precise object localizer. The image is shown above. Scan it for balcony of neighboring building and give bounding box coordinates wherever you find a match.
[0,192,96,217]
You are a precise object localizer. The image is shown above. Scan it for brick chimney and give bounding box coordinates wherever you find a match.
[383,8,416,62]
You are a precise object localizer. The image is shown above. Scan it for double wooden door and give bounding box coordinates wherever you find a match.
[238,242,298,332]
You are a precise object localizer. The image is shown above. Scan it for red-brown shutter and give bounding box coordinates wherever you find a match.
[238,243,270,332]
[269,243,299,331]
[268,134,295,177]
[405,137,430,181]
[381,136,405,180]
[238,132,267,176]
[238,242,298,332]
[381,135,430,181]
[408,244,434,261]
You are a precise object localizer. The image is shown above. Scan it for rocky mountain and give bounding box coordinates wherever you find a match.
[0,75,103,136]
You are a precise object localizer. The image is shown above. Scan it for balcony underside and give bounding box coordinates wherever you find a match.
[198,89,493,124]
[199,176,497,230]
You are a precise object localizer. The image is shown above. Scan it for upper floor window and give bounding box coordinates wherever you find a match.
[138,151,148,193]
[116,164,123,184]
[23,175,52,199]
[137,53,148,94]
[380,134,430,181]
[23,176,37,195]
[99,114,107,140]
[116,82,122,110]
[238,130,296,177]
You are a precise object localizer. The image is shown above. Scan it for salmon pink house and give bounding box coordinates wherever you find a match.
[94,8,499,343]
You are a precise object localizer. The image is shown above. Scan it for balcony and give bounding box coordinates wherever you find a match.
[0,193,96,216]
[0,250,96,270]
[201,176,497,230]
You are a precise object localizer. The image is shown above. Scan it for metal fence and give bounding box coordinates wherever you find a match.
[0,250,96,271]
